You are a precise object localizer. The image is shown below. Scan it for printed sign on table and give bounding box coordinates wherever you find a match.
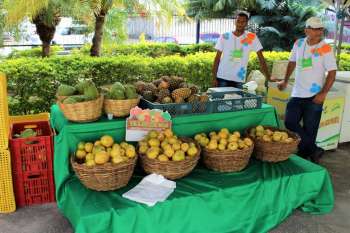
[126,107,172,141]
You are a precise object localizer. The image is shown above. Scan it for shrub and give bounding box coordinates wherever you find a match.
[7,46,64,59]
[1,51,349,115]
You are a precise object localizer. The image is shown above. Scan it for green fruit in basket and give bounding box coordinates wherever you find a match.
[62,96,78,104]
[124,84,136,92]
[57,84,76,96]
[110,89,125,100]
[111,82,125,92]
[75,80,94,94]
[72,95,87,102]
[84,85,99,101]
[125,88,138,99]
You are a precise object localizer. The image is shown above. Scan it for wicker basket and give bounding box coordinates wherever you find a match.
[247,126,300,163]
[139,138,200,180]
[58,95,103,122]
[104,97,140,117]
[203,145,254,172]
[71,155,137,191]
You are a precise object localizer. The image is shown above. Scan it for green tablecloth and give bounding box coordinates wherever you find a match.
[51,104,334,233]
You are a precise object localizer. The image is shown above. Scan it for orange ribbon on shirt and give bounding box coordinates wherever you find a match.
[240,32,256,45]
[311,44,332,56]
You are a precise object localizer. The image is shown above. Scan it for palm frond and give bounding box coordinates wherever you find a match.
[257,0,276,11]
[3,0,49,25]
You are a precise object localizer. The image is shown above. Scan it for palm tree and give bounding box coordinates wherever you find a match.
[250,1,320,51]
[83,0,186,56]
[3,0,84,57]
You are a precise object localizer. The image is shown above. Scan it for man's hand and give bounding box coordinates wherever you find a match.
[269,76,280,82]
[212,78,218,87]
[313,92,327,104]
[277,80,288,91]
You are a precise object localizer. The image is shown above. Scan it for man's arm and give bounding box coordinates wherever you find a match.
[277,61,296,90]
[212,51,222,87]
[256,50,271,81]
[313,70,336,104]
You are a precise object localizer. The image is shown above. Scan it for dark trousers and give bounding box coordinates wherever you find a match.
[217,78,243,89]
[285,96,323,157]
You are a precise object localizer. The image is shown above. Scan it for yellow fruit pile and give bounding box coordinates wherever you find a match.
[75,135,136,167]
[249,125,294,143]
[138,129,199,162]
[194,128,253,151]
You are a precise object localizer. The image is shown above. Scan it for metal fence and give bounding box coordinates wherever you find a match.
[127,16,235,44]
[1,16,244,56]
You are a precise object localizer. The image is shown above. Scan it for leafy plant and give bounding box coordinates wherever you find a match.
[1,51,349,115]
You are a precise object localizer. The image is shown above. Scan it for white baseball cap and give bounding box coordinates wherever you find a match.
[235,10,250,19]
[305,17,324,29]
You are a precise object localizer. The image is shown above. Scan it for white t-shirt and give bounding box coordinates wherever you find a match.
[215,31,263,83]
[289,38,337,98]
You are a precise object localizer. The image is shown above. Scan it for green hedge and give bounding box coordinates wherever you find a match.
[1,52,349,115]
[75,43,216,57]
[6,43,215,59]
[7,46,64,59]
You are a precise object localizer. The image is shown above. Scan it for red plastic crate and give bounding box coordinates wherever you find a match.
[10,121,55,207]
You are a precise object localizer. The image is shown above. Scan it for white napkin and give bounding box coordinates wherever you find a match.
[122,173,176,206]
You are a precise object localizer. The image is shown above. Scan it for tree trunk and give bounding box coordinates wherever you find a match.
[90,10,107,57]
[32,12,60,58]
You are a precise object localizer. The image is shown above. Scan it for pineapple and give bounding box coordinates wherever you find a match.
[187,95,199,103]
[171,88,192,100]
[163,76,184,91]
[134,81,146,94]
[143,83,158,95]
[152,78,163,87]
[188,84,199,95]
[158,80,169,89]
[178,82,188,88]
[156,88,171,102]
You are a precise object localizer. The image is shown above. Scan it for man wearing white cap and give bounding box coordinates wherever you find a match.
[278,17,337,163]
[212,10,271,88]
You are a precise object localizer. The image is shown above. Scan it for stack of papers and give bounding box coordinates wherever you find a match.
[122,174,176,206]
